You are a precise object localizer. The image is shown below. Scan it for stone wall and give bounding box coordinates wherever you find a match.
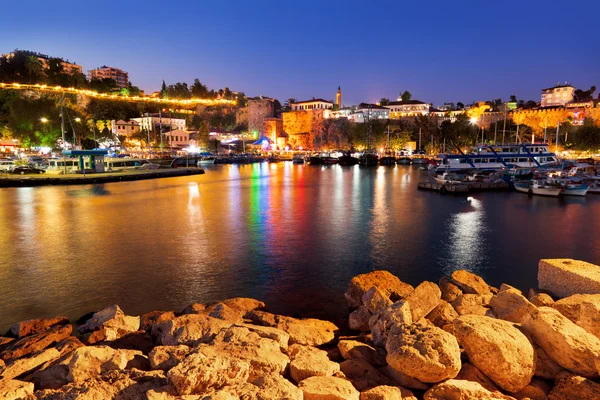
[236,107,249,126]
[262,118,283,144]
[248,99,274,135]
[282,109,327,150]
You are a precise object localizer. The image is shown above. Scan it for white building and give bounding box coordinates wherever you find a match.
[541,83,574,107]
[347,105,390,123]
[163,130,190,148]
[384,100,431,117]
[111,120,140,137]
[291,98,333,111]
[131,114,186,133]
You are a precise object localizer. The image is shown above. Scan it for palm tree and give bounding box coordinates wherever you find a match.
[284,97,297,111]
[24,56,43,83]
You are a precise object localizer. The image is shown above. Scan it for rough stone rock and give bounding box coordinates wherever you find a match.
[105,330,154,354]
[167,352,250,395]
[521,307,600,377]
[360,385,404,400]
[249,373,304,400]
[338,340,386,367]
[440,276,463,303]
[453,315,535,392]
[54,336,84,357]
[181,302,206,315]
[77,304,140,335]
[247,311,338,346]
[530,293,555,307]
[455,363,499,392]
[426,301,459,333]
[66,345,141,383]
[149,345,191,371]
[0,347,60,380]
[404,281,442,322]
[349,306,372,331]
[552,294,600,339]
[157,314,231,346]
[538,259,600,298]
[0,324,72,361]
[196,326,289,379]
[234,323,290,350]
[8,317,69,339]
[369,301,412,347]
[424,379,516,400]
[0,379,34,400]
[385,323,461,383]
[345,270,414,309]
[378,365,429,390]
[450,270,492,295]
[533,344,564,379]
[140,311,175,331]
[489,288,537,323]
[299,376,360,400]
[208,303,245,324]
[363,287,393,314]
[289,344,340,383]
[451,294,493,316]
[500,284,520,292]
[547,372,600,400]
[513,378,550,400]
[222,297,266,314]
[37,369,167,400]
[340,359,395,391]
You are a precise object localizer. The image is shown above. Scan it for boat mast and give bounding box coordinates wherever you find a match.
[60,92,66,175]
[418,128,421,151]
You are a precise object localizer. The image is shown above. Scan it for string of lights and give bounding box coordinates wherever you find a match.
[0,82,237,106]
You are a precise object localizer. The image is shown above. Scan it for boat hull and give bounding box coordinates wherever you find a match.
[514,183,562,197]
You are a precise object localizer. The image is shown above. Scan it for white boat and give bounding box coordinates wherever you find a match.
[197,156,216,165]
[514,180,562,197]
[562,184,589,197]
[437,143,558,173]
[432,171,467,184]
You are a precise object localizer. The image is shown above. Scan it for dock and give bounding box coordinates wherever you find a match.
[418,180,509,194]
[0,168,205,188]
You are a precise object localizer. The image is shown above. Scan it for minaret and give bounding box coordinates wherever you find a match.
[336,86,342,108]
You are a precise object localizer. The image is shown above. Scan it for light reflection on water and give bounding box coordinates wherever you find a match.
[0,164,599,329]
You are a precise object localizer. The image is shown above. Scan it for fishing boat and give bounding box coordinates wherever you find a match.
[411,149,429,165]
[292,154,305,164]
[514,179,562,197]
[338,152,359,166]
[359,151,379,166]
[561,183,589,197]
[197,156,216,165]
[436,143,558,173]
[380,128,396,165]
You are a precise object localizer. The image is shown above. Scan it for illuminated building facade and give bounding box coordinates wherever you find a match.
[541,83,574,107]
[88,66,129,88]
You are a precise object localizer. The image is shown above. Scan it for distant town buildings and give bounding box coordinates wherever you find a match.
[163,130,190,148]
[111,120,140,137]
[348,104,390,123]
[88,66,129,88]
[384,100,431,117]
[291,99,333,111]
[2,50,83,75]
[541,83,574,107]
[131,114,186,133]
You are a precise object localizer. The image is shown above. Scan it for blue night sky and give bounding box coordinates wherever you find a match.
[2,0,599,106]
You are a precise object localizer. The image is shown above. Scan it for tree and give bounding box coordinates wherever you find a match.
[90,78,117,93]
[574,86,597,102]
[284,98,297,111]
[190,79,209,98]
[196,120,210,149]
[24,56,44,83]
[509,95,517,103]
[400,91,412,101]
[379,98,390,106]
[456,102,464,109]
[160,80,167,98]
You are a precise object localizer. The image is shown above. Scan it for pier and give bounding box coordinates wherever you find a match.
[418,180,509,194]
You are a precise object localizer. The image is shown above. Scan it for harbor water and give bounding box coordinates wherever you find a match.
[0,163,599,330]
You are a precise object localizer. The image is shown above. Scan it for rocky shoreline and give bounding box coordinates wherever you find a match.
[1,258,599,399]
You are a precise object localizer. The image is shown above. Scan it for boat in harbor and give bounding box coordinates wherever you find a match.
[359,151,379,166]
[514,179,562,197]
[436,143,559,173]
[337,151,359,166]
[411,149,429,165]
[292,154,305,164]
[197,156,216,165]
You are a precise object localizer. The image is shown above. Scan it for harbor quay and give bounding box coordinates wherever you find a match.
[0,259,599,399]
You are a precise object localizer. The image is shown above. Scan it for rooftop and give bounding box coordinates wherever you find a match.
[386,100,428,106]
[542,83,574,91]
[292,98,333,105]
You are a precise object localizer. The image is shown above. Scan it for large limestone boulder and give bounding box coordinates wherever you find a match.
[424,379,516,399]
[489,288,536,323]
[404,281,442,322]
[207,303,245,324]
[538,259,600,298]
[521,307,600,377]
[196,326,289,379]
[349,306,372,331]
[66,345,141,383]
[0,347,60,380]
[77,305,140,341]
[385,323,461,383]
[340,359,395,391]
[299,376,360,400]
[533,344,564,379]
[338,340,386,367]
[369,301,412,347]
[157,314,231,346]
[378,365,429,390]
[547,372,600,400]
[8,317,69,339]
[451,294,493,316]
[167,352,250,395]
[513,378,550,400]
[450,270,492,295]
[0,324,72,361]
[552,294,600,339]
[249,373,303,400]
[440,276,463,303]
[0,379,34,400]
[453,315,535,392]
[222,297,265,314]
[426,301,459,333]
[148,345,191,371]
[289,344,340,383]
[455,363,499,392]
[140,310,175,331]
[360,385,404,400]
[345,271,414,308]
[234,323,290,350]
[247,311,338,346]
[529,293,554,308]
[363,287,393,314]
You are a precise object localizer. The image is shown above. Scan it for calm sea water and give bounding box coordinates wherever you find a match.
[0,164,599,330]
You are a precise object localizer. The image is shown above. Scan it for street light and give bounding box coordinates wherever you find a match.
[75,117,81,122]
[40,117,48,123]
